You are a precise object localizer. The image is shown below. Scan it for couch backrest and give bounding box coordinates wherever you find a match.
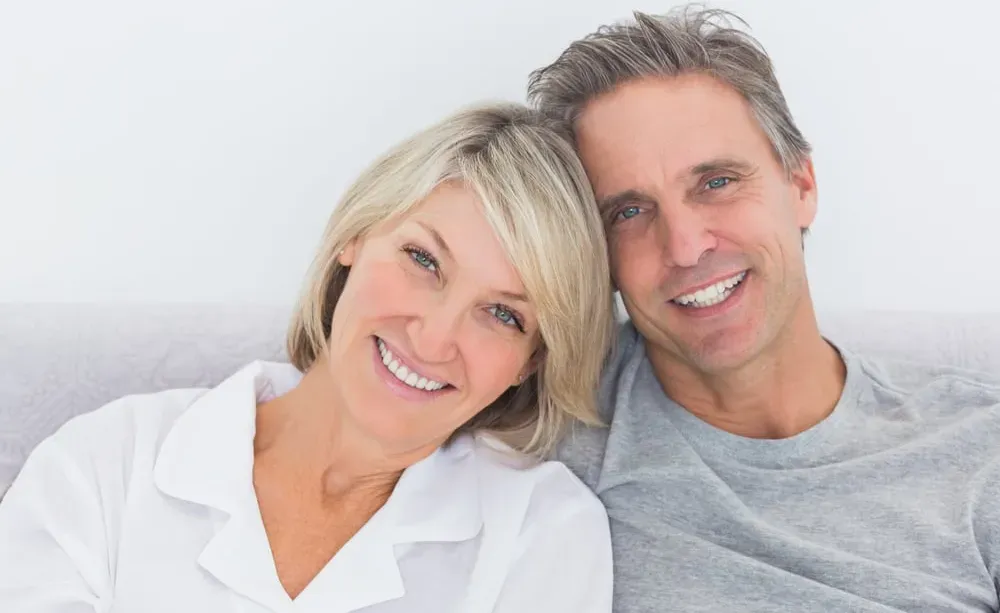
[2,304,999,495]
[1,304,288,495]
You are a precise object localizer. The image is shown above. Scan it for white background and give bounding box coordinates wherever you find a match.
[1,0,998,311]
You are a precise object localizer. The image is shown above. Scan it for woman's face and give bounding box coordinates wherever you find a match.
[326,182,540,456]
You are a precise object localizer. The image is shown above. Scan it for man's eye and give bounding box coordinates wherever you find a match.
[617,206,642,221]
[706,177,732,190]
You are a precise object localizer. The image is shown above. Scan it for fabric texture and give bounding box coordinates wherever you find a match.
[557,320,1000,612]
[0,360,612,612]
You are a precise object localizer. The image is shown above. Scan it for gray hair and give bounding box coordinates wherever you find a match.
[527,5,811,172]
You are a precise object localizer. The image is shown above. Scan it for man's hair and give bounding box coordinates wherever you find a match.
[287,102,615,457]
[527,5,811,172]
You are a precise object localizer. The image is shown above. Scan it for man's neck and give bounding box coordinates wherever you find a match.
[651,307,847,440]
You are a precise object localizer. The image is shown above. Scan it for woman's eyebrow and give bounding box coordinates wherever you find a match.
[416,221,453,260]
[415,220,528,304]
[495,289,528,304]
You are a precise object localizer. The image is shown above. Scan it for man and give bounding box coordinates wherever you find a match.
[528,6,1000,612]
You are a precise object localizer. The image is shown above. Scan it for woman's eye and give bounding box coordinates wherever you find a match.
[488,305,523,331]
[706,176,732,190]
[405,247,437,272]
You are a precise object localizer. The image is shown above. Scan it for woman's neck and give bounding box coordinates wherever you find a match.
[253,362,434,504]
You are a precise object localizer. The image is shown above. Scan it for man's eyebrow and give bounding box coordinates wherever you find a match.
[598,189,658,214]
[688,157,757,177]
[416,221,453,260]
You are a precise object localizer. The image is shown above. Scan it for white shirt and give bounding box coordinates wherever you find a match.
[0,361,612,613]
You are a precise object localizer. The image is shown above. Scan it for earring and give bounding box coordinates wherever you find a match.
[516,374,525,385]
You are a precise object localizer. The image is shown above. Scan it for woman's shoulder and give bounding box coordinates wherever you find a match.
[49,387,209,457]
[464,434,607,529]
[26,386,212,495]
[3,384,211,517]
[456,434,611,609]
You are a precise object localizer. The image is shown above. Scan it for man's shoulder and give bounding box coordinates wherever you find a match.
[853,347,1000,388]
[849,347,1000,416]
[555,321,650,487]
[597,320,645,417]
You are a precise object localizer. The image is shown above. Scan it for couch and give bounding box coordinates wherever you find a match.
[2,304,999,497]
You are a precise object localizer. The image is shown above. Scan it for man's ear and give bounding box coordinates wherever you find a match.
[791,157,818,230]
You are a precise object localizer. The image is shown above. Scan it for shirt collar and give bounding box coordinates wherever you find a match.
[152,360,295,513]
[382,433,483,543]
[154,360,483,539]
[295,437,484,611]
[152,361,484,609]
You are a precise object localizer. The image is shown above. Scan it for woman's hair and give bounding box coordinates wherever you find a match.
[287,102,615,457]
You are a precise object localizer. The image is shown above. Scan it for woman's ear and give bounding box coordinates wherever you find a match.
[515,347,546,385]
[337,239,357,267]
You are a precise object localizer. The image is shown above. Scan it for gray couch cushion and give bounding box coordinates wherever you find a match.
[0,303,288,496]
[2,304,999,497]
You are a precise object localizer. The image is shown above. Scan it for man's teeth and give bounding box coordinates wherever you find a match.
[377,339,445,391]
[673,271,747,308]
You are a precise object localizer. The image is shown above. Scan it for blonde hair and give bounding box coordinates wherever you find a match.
[287,102,615,457]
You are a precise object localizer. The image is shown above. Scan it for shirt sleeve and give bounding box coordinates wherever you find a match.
[0,436,112,613]
[491,494,613,613]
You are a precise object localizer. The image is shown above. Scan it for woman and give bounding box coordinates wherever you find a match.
[0,103,616,612]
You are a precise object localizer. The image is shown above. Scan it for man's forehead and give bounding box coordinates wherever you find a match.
[580,79,755,145]
[575,75,767,187]
[578,73,749,124]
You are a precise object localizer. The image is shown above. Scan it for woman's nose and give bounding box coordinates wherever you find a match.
[407,304,462,364]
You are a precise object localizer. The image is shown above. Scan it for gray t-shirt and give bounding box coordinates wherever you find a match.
[558,322,1000,612]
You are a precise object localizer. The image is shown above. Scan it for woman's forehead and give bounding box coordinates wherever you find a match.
[399,186,533,302]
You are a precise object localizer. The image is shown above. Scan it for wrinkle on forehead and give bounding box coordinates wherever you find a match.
[575,73,775,200]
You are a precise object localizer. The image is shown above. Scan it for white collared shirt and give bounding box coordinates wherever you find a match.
[0,362,612,613]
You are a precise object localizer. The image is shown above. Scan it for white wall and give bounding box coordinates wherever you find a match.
[2,0,998,311]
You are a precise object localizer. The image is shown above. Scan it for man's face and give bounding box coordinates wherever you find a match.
[575,74,817,375]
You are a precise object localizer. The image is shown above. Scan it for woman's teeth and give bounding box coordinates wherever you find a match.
[377,338,446,391]
[672,271,747,309]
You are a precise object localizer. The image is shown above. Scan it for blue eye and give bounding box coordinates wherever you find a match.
[706,177,731,189]
[617,206,641,221]
[489,305,523,331]
[405,247,437,272]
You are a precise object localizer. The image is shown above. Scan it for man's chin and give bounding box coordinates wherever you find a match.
[627,301,766,369]
[685,345,760,375]
[652,324,767,377]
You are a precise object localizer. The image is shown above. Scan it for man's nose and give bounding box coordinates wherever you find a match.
[656,206,717,268]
